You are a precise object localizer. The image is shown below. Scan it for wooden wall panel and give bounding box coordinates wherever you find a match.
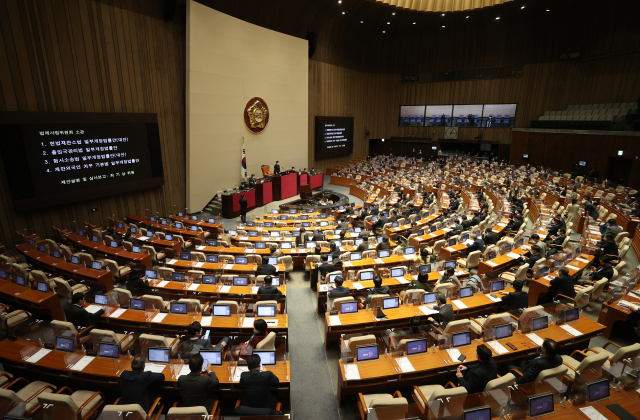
[0,0,185,248]
[510,131,640,188]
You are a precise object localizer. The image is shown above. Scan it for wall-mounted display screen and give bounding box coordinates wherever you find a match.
[0,112,164,212]
[399,104,517,128]
[315,116,354,159]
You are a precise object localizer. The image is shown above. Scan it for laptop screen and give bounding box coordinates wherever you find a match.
[265,222,274,227]
[170,302,188,314]
[405,247,415,255]
[270,231,280,237]
[229,230,237,236]
[350,252,362,261]
[587,379,610,403]
[15,276,26,286]
[53,250,61,259]
[175,223,183,229]
[378,250,390,258]
[423,292,436,304]
[233,277,248,286]
[202,275,216,284]
[391,267,404,278]
[256,242,266,249]
[382,297,399,309]
[459,287,473,298]
[430,226,437,232]
[444,261,456,269]
[528,394,554,418]
[130,298,146,311]
[448,238,457,246]
[132,246,140,253]
[328,273,340,284]
[37,281,48,293]
[289,209,296,214]
[249,231,259,237]
[172,272,186,282]
[462,234,469,241]
[406,338,428,355]
[165,234,173,241]
[532,316,548,331]
[306,242,316,249]
[94,294,108,305]
[268,257,278,265]
[302,222,310,227]
[213,305,231,316]
[92,261,102,270]
[419,264,431,274]
[464,406,492,420]
[271,210,279,214]
[253,350,276,366]
[564,307,579,322]
[38,244,46,253]
[0,269,7,279]
[235,256,248,265]
[110,241,118,248]
[356,344,379,362]
[355,239,363,246]
[495,324,513,339]
[392,222,399,228]
[320,221,328,227]
[208,218,215,223]
[207,240,218,247]
[280,215,287,220]
[246,222,255,227]
[452,331,471,347]
[98,342,120,359]
[360,271,374,281]
[55,336,75,352]
[490,280,505,292]
[281,242,292,249]
[200,350,222,366]
[161,220,168,225]
[148,348,170,364]
[257,305,276,317]
[340,301,358,314]
[130,227,137,234]
[71,255,81,265]
[190,226,198,232]
[504,244,512,253]
[206,255,218,263]
[180,252,191,261]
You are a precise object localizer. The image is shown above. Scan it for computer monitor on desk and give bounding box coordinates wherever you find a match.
[55,336,74,353]
[213,305,231,316]
[202,275,216,285]
[257,305,276,318]
[531,315,548,332]
[451,331,471,348]
[356,344,379,362]
[406,338,428,355]
[423,292,436,304]
[444,261,456,269]
[253,350,276,366]
[98,342,120,359]
[378,250,390,258]
[233,276,248,286]
[360,271,374,281]
[206,255,218,263]
[419,264,431,274]
[170,302,188,314]
[464,406,492,420]
[382,297,399,309]
[490,280,505,292]
[563,307,579,323]
[587,379,610,403]
[458,287,473,298]
[528,393,554,418]
[200,349,222,366]
[148,347,170,364]
[340,301,358,314]
[94,294,108,306]
[494,324,513,339]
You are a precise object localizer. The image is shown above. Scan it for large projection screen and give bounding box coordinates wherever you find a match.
[187,1,309,211]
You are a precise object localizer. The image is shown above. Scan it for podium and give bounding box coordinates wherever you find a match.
[300,184,312,199]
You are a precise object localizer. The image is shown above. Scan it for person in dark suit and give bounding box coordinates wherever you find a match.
[579,256,614,284]
[295,228,306,247]
[64,292,104,328]
[317,255,334,280]
[237,354,280,412]
[483,228,498,246]
[511,339,562,385]
[273,161,281,175]
[119,356,165,412]
[588,167,599,181]
[546,216,565,238]
[256,256,277,277]
[377,237,391,251]
[257,275,282,298]
[366,275,392,301]
[539,267,575,303]
[597,233,619,261]
[329,242,342,260]
[328,277,350,308]
[125,268,151,291]
[501,279,528,315]
[449,199,460,212]
[602,219,622,241]
[519,244,542,267]
[248,174,257,186]
[546,228,566,256]
[239,194,248,223]
[427,294,455,326]
[182,321,229,357]
[584,199,599,220]
[312,230,325,241]
[177,353,220,413]
[456,344,497,394]
[466,233,486,253]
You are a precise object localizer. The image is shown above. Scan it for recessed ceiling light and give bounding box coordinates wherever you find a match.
[413,22,416,24]
[387,21,390,24]
[342,11,345,14]
[360,20,363,23]
[466,15,469,18]
[441,13,445,16]
[382,30,386,33]
[546,9,550,11]
[338,0,342,3]
[496,16,500,19]
[442,25,445,28]
[392,12,395,15]
[521,5,525,8]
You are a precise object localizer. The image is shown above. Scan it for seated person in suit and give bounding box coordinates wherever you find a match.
[509,338,562,385]
[256,256,277,277]
[234,319,269,357]
[120,356,165,412]
[356,240,370,253]
[601,218,622,240]
[377,237,391,251]
[367,275,392,301]
[546,215,565,238]
[269,244,283,259]
[64,292,104,329]
[312,230,326,241]
[126,268,152,292]
[456,344,497,394]
[414,248,435,266]
[221,229,233,246]
[328,276,350,308]
[500,279,528,315]
[257,275,282,298]
[579,256,614,284]
[426,293,455,326]
[177,353,220,413]
[545,228,566,257]
[596,233,618,263]
[483,228,498,246]
[237,354,280,412]
[466,233,486,253]
[538,267,575,304]
[317,255,334,280]
[436,267,461,288]
[182,321,229,356]
[520,244,542,267]
[329,242,342,260]
[530,233,547,257]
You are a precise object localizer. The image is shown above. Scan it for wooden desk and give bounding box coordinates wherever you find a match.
[126,215,206,242]
[336,316,605,405]
[0,280,64,320]
[386,213,441,239]
[16,243,113,290]
[255,181,273,207]
[597,287,640,338]
[66,234,152,269]
[0,338,291,405]
[113,228,181,254]
[528,254,595,306]
[477,247,529,275]
[221,189,257,219]
[408,229,451,248]
[164,259,286,276]
[148,278,287,299]
[169,215,222,235]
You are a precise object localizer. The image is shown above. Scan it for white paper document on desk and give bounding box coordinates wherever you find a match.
[157,281,169,287]
[507,253,521,259]
[526,333,544,346]
[194,262,205,268]
[419,306,439,316]
[579,406,609,420]
[452,299,467,309]
[488,341,509,355]
[84,305,103,314]
[560,324,583,336]
[352,283,364,290]
[329,315,342,326]
[109,308,127,318]
[151,313,168,323]
[188,283,200,291]
[446,348,462,361]
[344,364,361,380]
[70,356,95,371]
[487,295,502,303]
[144,363,166,374]
[396,357,416,373]
[200,316,212,327]
[166,259,178,265]
[394,277,409,284]
[196,246,206,250]
[176,365,191,378]
[242,317,255,328]
[319,285,329,292]
[25,348,52,363]
[233,367,249,382]
[486,261,498,267]
[374,259,385,264]
[219,286,231,293]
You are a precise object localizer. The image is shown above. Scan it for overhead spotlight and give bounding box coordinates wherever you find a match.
[546,9,550,11]
[392,12,395,15]
[383,30,386,33]
[495,16,500,19]
[521,5,525,8]
[441,13,445,16]
[466,15,469,18]
[342,11,345,14]
[338,0,342,3]
[360,20,363,23]
[413,22,416,24]
[442,25,445,28]
[387,21,390,24]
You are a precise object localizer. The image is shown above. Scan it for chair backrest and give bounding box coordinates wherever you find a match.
[534,364,568,382]
[429,386,468,402]
[113,288,132,305]
[484,373,516,391]
[178,298,203,312]
[215,300,239,314]
[255,331,276,350]
[141,295,166,310]
[167,406,209,416]
[590,278,608,301]
[403,289,426,303]
[575,351,609,372]
[53,278,74,299]
[0,388,23,403]
[443,319,471,335]
[346,334,376,355]
[334,296,354,310]
[466,250,482,266]
[433,282,455,297]
[368,395,409,410]
[610,343,640,364]
[103,404,146,417]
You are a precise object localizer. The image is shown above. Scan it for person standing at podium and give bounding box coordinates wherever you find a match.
[239,194,248,223]
[274,161,281,175]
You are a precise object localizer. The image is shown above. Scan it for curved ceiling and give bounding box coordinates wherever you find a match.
[371,0,515,13]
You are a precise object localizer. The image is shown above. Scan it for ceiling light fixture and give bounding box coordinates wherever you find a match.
[466,15,469,18]
[546,9,550,11]
[392,12,395,15]
[442,25,445,28]
[496,16,500,19]
[441,13,445,16]
[342,11,345,14]
[521,5,525,8]
[360,20,363,23]
[382,30,386,33]
[338,0,342,3]
[413,22,416,24]
[387,21,390,24]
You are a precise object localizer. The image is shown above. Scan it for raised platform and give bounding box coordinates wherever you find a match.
[279,189,350,212]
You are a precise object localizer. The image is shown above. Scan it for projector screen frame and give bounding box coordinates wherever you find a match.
[0,111,164,212]
[314,116,354,159]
